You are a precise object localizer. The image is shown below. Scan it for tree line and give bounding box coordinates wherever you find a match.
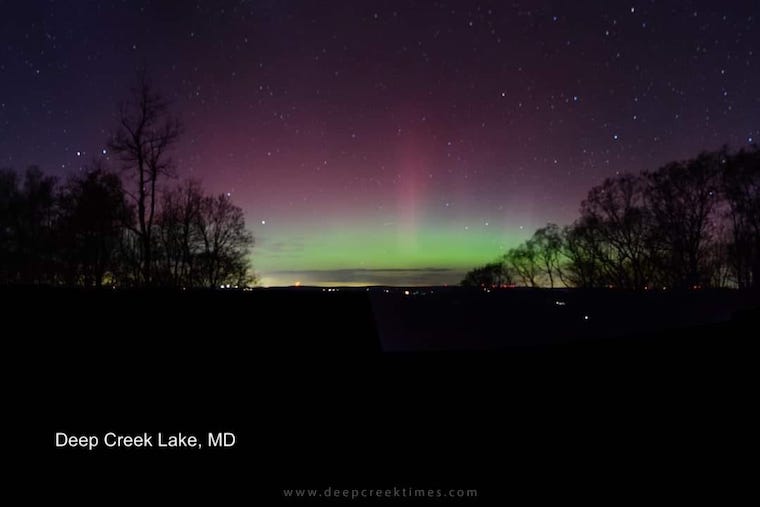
[463,146,760,290]
[0,77,254,288]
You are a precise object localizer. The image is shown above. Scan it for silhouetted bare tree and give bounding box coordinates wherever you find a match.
[722,146,760,288]
[561,220,605,288]
[531,223,565,287]
[505,241,541,287]
[194,192,254,288]
[155,180,203,287]
[645,151,723,288]
[0,164,256,288]
[461,262,512,287]
[58,165,133,287]
[0,167,58,283]
[0,168,19,283]
[577,174,652,289]
[109,74,181,285]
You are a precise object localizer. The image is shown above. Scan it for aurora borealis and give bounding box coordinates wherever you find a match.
[2,1,759,285]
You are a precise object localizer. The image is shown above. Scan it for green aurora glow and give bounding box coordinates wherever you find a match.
[255,223,531,286]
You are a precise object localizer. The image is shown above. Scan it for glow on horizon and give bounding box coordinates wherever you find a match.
[253,222,530,286]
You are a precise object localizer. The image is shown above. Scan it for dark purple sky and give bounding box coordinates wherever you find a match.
[1,0,758,285]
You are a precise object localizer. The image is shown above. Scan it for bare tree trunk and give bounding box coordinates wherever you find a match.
[109,74,180,286]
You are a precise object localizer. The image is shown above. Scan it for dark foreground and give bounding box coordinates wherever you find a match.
[10,287,758,503]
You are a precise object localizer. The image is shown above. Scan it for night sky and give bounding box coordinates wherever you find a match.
[2,1,758,286]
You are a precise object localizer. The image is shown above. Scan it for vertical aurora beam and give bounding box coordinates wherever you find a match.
[396,150,419,254]
[395,129,432,256]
